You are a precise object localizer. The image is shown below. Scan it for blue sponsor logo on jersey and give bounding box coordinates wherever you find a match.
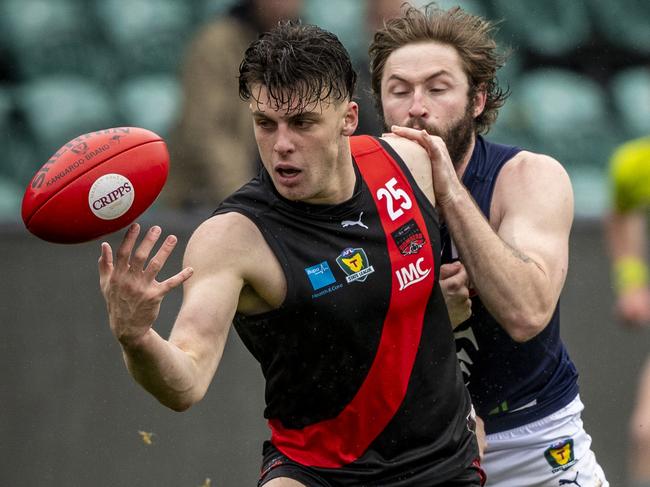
[305,261,337,290]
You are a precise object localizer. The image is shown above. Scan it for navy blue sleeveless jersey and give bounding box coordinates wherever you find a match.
[444,135,579,434]
[214,135,478,484]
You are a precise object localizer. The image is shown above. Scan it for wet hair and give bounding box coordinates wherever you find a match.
[368,2,509,134]
[239,20,357,113]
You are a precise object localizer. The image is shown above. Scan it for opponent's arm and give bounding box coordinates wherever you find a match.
[392,128,572,342]
[605,209,650,327]
[383,135,472,328]
[98,214,253,411]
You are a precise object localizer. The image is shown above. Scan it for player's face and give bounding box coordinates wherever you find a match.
[250,84,359,204]
[380,41,484,166]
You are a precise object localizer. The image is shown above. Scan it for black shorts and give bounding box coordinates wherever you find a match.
[258,441,486,486]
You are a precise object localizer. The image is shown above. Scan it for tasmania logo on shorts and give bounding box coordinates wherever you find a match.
[336,247,375,283]
[391,219,426,256]
[544,438,577,472]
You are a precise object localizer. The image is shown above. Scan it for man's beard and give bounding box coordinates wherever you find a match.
[386,102,476,168]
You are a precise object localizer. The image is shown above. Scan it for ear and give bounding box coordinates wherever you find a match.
[472,86,487,118]
[341,101,359,136]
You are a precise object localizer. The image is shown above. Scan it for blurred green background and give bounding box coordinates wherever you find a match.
[0,0,648,220]
[1,1,649,486]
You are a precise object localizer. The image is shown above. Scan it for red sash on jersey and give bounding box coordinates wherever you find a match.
[269,135,436,467]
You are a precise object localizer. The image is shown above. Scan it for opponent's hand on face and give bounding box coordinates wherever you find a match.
[390,126,463,209]
[98,223,193,347]
[440,261,472,328]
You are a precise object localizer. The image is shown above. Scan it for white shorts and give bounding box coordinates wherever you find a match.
[482,395,609,487]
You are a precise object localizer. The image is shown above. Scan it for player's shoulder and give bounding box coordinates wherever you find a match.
[494,150,573,217]
[184,212,265,269]
[380,134,429,164]
[502,149,570,186]
[380,135,435,203]
[379,135,432,181]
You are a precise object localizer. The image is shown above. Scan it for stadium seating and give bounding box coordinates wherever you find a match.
[15,75,117,162]
[0,85,39,187]
[115,74,181,139]
[490,0,591,57]
[94,0,194,76]
[0,0,646,220]
[0,0,116,83]
[200,0,239,19]
[516,68,620,166]
[610,67,650,139]
[590,0,650,55]
[0,85,31,214]
[0,175,23,222]
[434,0,488,17]
[304,0,366,61]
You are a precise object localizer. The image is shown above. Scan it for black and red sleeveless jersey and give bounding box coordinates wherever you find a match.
[214,135,477,484]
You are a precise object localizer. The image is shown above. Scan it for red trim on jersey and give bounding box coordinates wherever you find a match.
[472,458,487,486]
[269,135,436,467]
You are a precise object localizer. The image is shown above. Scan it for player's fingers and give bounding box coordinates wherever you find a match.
[98,242,114,286]
[439,261,462,280]
[98,241,113,270]
[391,126,443,159]
[390,125,431,143]
[158,267,194,295]
[390,125,419,136]
[143,234,180,280]
[115,223,141,272]
[130,226,162,272]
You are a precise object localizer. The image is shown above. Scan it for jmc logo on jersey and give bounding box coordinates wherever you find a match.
[336,247,375,283]
[395,257,431,291]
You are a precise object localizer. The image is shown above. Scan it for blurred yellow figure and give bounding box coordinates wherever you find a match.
[605,136,650,487]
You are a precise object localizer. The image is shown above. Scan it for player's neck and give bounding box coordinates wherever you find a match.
[455,135,477,181]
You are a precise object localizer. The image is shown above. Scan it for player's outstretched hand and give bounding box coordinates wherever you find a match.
[390,125,463,209]
[98,223,194,347]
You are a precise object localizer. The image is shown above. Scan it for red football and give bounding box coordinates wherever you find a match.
[22,127,169,244]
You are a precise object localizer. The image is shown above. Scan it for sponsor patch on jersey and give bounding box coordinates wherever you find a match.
[395,257,431,291]
[336,247,375,283]
[391,219,426,256]
[544,438,577,472]
[305,261,337,290]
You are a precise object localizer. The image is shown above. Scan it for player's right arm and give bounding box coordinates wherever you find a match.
[383,135,472,328]
[98,213,269,411]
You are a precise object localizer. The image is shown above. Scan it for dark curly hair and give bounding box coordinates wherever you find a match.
[368,3,509,134]
[239,20,357,114]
